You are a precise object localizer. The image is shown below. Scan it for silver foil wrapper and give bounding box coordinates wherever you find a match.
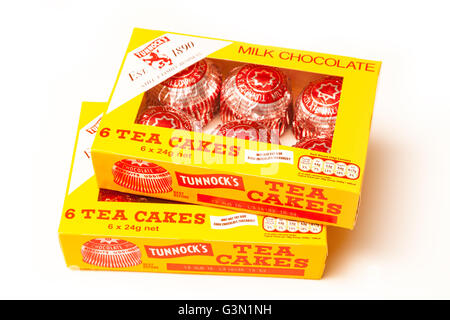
[220,64,292,135]
[293,77,342,140]
[142,59,221,127]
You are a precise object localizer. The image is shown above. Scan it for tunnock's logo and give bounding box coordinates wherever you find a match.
[144,243,213,258]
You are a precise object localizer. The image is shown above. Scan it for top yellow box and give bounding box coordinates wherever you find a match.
[92,28,381,229]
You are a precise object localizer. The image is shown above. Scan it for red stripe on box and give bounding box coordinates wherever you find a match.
[166,263,305,276]
[197,194,337,224]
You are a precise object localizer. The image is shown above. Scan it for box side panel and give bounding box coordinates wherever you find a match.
[60,177,327,245]
[92,149,358,229]
[59,233,326,279]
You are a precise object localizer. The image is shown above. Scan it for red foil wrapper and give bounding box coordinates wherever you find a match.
[294,127,316,141]
[215,120,277,144]
[98,189,154,202]
[293,77,343,139]
[220,64,292,135]
[112,159,173,194]
[98,189,185,204]
[137,105,196,131]
[144,59,221,127]
[293,137,333,153]
[81,238,142,268]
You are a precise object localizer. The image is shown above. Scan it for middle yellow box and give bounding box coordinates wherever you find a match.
[59,101,327,279]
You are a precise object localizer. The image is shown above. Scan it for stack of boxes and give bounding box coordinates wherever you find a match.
[58,29,381,279]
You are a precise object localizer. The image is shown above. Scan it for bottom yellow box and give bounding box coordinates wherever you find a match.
[58,102,328,279]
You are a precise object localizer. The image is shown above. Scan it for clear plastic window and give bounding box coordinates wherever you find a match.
[135,58,343,153]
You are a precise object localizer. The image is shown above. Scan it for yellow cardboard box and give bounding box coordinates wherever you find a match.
[91,29,381,229]
[59,102,327,279]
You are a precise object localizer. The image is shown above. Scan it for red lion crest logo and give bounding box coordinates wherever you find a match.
[142,50,173,69]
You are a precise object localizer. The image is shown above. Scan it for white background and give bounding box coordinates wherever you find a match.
[1,0,449,299]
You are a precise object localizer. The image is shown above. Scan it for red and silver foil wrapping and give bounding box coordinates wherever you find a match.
[112,159,172,194]
[294,127,316,141]
[137,105,196,131]
[215,120,277,144]
[98,189,154,203]
[144,59,221,127]
[81,238,142,268]
[293,137,333,153]
[98,189,184,205]
[220,64,292,135]
[293,77,343,139]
